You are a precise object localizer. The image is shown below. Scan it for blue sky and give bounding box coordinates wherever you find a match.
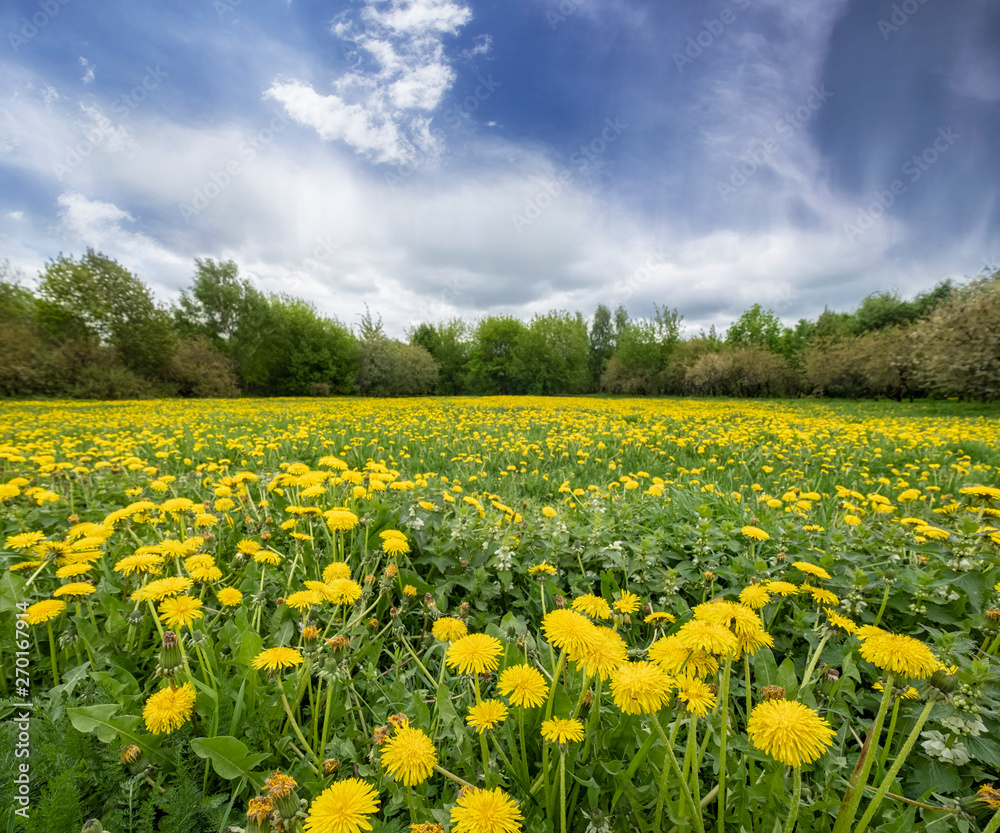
[1,0,998,336]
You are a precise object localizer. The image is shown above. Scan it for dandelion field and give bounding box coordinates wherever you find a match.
[1,396,1000,833]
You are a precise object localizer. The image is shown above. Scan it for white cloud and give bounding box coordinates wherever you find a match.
[265,0,473,165]
[7,211,23,220]
[79,57,95,84]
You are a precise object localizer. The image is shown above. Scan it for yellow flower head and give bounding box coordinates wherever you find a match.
[609,661,674,715]
[648,635,719,678]
[824,608,857,634]
[252,646,304,672]
[571,593,611,620]
[676,620,739,656]
[644,611,677,625]
[217,587,243,607]
[23,599,67,625]
[528,562,557,576]
[804,586,839,606]
[323,562,352,583]
[792,561,831,580]
[52,582,96,599]
[431,617,468,643]
[692,600,761,636]
[450,787,524,833]
[467,699,508,733]
[143,682,196,734]
[303,778,380,833]
[541,609,598,659]
[327,579,363,605]
[446,633,503,675]
[764,581,799,597]
[613,589,642,614]
[498,664,549,708]
[541,717,584,744]
[739,585,771,610]
[675,675,718,717]
[574,627,628,681]
[381,725,437,786]
[859,632,939,680]
[747,699,835,767]
[158,595,204,629]
[741,526,770,541]
[131,576,194,602]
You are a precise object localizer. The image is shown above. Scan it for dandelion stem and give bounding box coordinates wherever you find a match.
[278,673,318,765]
[717,652,733,833]
[652,712,705,833]
[47,622,59,684]
[433,764,473,789]
[744,654,754,789]
[559,750,568,833]
[800,631,832,691]
[833,672,895,833]
[784,767,802,833]
[877,697,901,773]
[981,805,1000,833]
[853,698,936,833]
[872,584,891,628]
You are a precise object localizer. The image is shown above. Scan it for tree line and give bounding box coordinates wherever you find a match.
[1,251,998,401]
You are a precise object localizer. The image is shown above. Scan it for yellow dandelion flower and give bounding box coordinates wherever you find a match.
[824,608,857,634]
[648,634,719,678]
[644,611,676,625]
[431,617,468,642]
[450,788,523,833]
[23,599,67,625]
[327,579,362,604]
[446,633,503,675]
[323,562,352,583]
[467,699,508,733]
[741,526,770,541]
[739,585,771,609]
[158,595,204,629]
[541,609,598,659]
[252,646,304,671]
[804,586,839,606]
[574,627,628,681]
[380,725,437,786]
[253,550,283,566]
[747,699,835,767]
[497,664,548,708]
[675,675,718,717]
[609,661,674,715]
[859,631,939,680]
[528,562,557,576]
[541,718,584,744]
[143,682,196,734]
[6,531,46,550]
[114,553,165,576]
[303,778,380,833]
[692,600,761,636]
[793,561,831,580]
[572,593,611,620]
[285,590,326,611]
[676,620,739,656]
[217,587,243,607]
[613,589,641,614]
[52,582,96,599]
[130,576,193,602]
[764,581,799,597]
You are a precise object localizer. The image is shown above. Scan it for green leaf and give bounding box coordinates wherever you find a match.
[0,570,26,615]
[776,658,799,699]
[753,648,778,688]
[67,703,120,742]
[190,736,269,780]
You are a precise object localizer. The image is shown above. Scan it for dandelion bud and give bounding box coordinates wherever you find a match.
[364,574,376,584]
[390,606,399,618]
[775,552,786,561]
[703,572,715,581]
[387,712,409,729]
[760,685,785,701]
[302,625,320,642]
[929,667,959,696]
[261,532,272,541]
[265,771,300,820]
[373,726,391,746]
[323,758,340,775]
[554,594,566,609]
[120,745,147,776]
[81,821,103,833]
[987,609,1000,623]
[960,785,1000,819]
[460,558,469,568]
[158,631,183,674]
[582,690,593,708]
[246,796,274,833]
[67,514,80,524]
[425,593,436,607]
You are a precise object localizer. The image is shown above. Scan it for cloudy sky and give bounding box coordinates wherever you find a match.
[1,0,998,337]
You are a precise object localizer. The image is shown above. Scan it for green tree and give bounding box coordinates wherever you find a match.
[725,304,782,352]
[588,304,616,390]
[174,259,272,391]
[409,319,470,394]
[36,250,175,379]
[509,311,590,395]
[467,315,527,395]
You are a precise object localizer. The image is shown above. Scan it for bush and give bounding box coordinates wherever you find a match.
[168,336,240,398]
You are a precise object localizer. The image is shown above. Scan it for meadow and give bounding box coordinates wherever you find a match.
[1,396,999,833]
